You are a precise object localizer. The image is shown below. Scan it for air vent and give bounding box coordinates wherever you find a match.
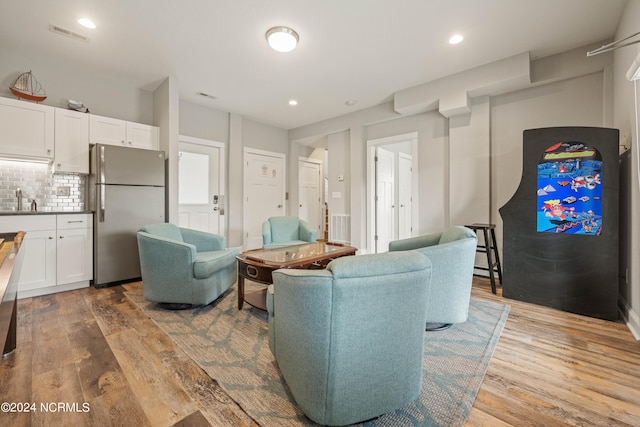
[49,24,90,42]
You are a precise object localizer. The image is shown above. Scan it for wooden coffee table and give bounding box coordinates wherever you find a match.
[237,242,357,310]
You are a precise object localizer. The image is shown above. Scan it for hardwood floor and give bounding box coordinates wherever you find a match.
[1,278,639,426]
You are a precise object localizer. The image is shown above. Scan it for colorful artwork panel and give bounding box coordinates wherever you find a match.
[537,142,602,234]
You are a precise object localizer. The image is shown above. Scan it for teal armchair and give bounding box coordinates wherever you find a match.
[267,251,432,426]
[389,226,477,330]
[262,216,316,249]
[137,223,238,307]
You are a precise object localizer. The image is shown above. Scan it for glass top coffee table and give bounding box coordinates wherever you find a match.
[236,241,357,310]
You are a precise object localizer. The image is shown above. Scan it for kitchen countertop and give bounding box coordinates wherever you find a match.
[0,210,94,216]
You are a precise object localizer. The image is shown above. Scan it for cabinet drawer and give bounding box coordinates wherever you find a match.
[0,215,56,232]
[57,214,93,230]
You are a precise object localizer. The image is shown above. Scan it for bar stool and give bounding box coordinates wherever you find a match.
[465,223,503,294]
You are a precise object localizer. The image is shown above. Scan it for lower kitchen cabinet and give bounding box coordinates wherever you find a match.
[0,213,93,298]
[56,214,93,286]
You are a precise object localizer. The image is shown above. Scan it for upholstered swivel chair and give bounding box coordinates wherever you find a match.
[389,226,477,330]
[261,216,316,249]
[137,223,238,308]
[267,251,432,426]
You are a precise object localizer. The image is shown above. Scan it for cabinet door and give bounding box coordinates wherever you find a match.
[19,229,57,291]
[0,97,54,159]
[126,121,159,150]
[57,227,93,285]
[89,114,127,146]
[54,108,89,174]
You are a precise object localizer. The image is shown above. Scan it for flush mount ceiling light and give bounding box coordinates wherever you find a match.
[78,18,96,29]
[266,26,299,52]
[449,34,463,45]
[288,99,298,106]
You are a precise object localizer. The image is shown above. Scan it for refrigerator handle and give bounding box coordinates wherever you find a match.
[99,145,106,184]
[99,184,105,222]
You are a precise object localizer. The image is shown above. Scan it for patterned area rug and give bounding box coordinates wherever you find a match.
[126,285,509,427]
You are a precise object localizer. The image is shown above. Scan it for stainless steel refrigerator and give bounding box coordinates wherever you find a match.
[89,144,165,287]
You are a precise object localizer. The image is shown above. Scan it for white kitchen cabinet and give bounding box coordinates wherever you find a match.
[0,213,93,298]
[90,114,159,150]
[20,229,57,292]
[0,96,54,160]
[56,214,93,285]
[54,108,89,174]
[126,121,159,150]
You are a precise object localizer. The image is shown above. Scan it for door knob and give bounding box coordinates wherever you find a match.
[213,207,219,211]
[277,204,283,208]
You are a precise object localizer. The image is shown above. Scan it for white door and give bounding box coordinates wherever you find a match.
[398,153,413,240]
[244,149,286,250]
[178,137,225,235]
[376,147,395,253]
[298,159,322,237]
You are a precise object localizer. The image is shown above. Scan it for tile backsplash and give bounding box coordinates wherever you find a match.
[0,160,86,211]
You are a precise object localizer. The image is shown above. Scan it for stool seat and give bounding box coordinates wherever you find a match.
[465,223,503,294]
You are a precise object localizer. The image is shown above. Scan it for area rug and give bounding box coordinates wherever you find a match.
[125,285,509,427]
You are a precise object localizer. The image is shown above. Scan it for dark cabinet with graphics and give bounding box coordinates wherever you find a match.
[500,127,619,321]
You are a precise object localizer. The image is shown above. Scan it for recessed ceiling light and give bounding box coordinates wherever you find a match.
[288,99,298,106]
[78,18,96,29]
[449,34,463,45]
[345,100,357,107]
[266,26,299,53]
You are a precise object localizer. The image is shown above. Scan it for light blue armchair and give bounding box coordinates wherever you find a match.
[137,223,238,308]
[262,216,316,249]
[389,226,477,330]
[267,251,432,426]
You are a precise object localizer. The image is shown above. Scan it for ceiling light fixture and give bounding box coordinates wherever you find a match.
[78,18,96,29]
[288,99,298,106]
[345,100,356,106]
[449,34,463,45]
[266,26,299,52]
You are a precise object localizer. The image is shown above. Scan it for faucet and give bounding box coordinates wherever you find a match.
[15,188,22,211]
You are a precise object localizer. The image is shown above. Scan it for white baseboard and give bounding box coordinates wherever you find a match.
[619,297,640,341]
[18,281,90,299]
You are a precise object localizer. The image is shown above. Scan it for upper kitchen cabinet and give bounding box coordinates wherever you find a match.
[54,108,89,174]
[0,96,54,160]
[90,114,159,150]
[126,121,159,150]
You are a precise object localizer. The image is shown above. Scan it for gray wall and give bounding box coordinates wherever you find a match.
[613,0,640,339]
[0,46,154,124]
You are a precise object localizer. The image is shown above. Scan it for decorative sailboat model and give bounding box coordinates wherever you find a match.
[10,71,47,102]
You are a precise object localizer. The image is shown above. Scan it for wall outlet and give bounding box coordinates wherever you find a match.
[56,186,71,196]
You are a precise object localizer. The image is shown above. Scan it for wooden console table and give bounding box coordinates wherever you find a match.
[237,242,357,310]
[0,231,25,358]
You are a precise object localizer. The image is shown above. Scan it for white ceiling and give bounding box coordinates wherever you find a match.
[0,0,629,129]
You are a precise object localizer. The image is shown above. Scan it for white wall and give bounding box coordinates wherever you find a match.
[179,101,229,143]
[613,0,640,339]
[365,111,449,235]
[327,131,350,216]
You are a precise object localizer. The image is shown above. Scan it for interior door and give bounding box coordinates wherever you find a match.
[298,159,322,237]
[178,138,225,235]
[244,149,286,250]
[376,147,395,253]
[398,153,413,240]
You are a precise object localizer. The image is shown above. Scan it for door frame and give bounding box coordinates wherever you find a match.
[366,132,419,254]
[298,156,324,238]
[243,147,287,250]
[178,135,226,236]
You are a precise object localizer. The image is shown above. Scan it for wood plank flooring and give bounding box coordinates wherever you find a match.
[0,278,639,426]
